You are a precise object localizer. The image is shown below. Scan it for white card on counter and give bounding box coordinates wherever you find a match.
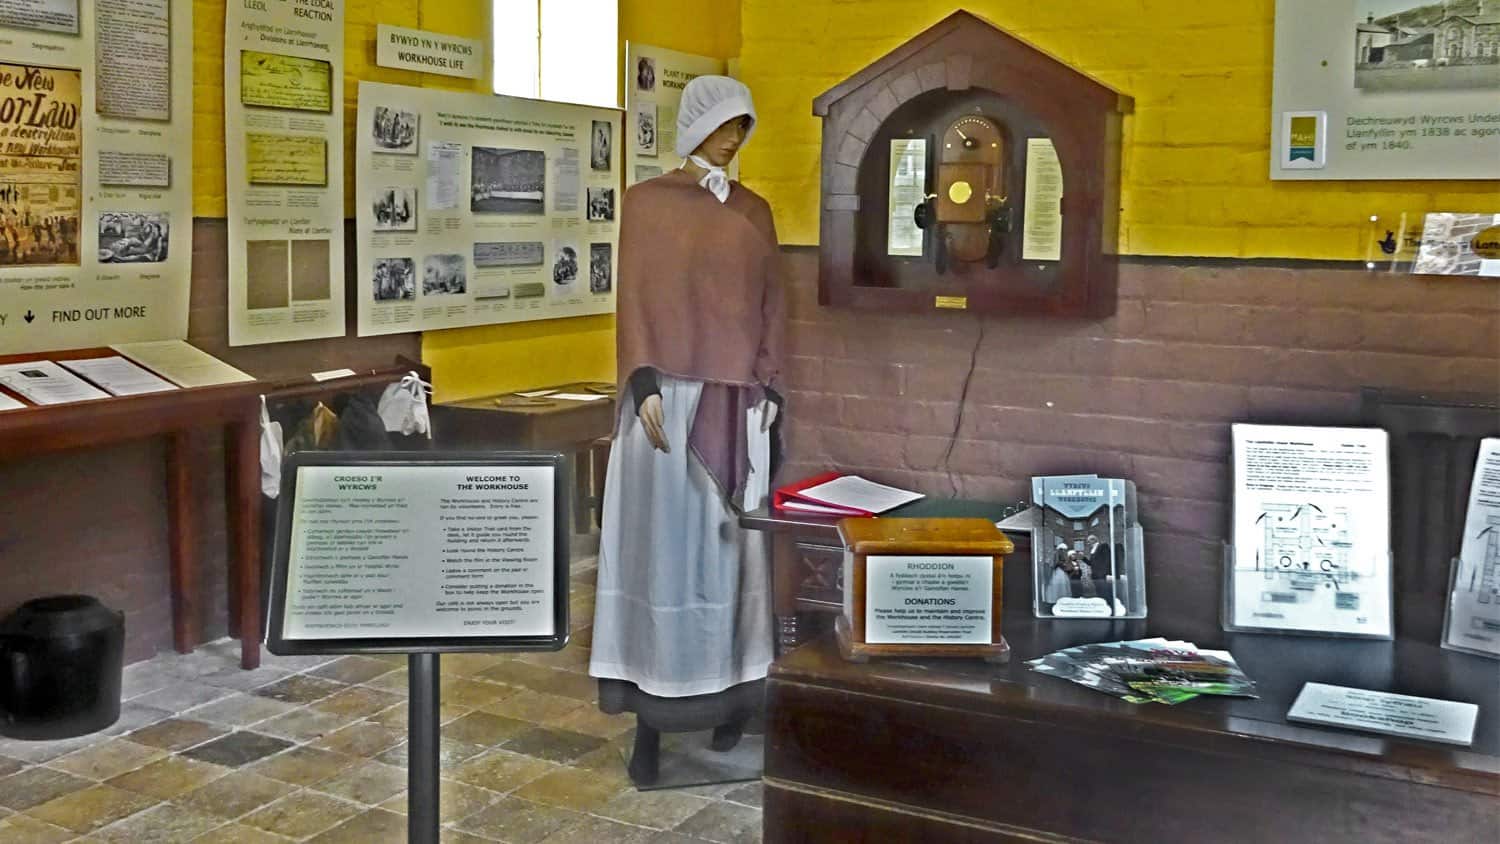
[1287,682,1478,747]
[62,357,178,396]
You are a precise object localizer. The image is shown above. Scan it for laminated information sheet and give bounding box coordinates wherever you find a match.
[355,81,620,336]
[1446,438,1500,657]
[282,464,556,640]
[0,0,194,354]
[224,0,343,346]
[1230,424,1392,637]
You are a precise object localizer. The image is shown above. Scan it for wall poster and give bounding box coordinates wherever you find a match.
[1271,0,1500,180]
[354,80,620,337]
[0,0,193,355]
[624,42,729,188]
[225,0,343,346]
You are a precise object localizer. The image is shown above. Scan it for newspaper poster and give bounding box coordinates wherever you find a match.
[0,1,194,355]
[1271,1,1500,180]
[624,42,729,187]
[225,0,344,345]
[355,80,620,336]
[0,63,81,268]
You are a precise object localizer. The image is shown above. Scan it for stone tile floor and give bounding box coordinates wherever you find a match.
[0,558,763,843]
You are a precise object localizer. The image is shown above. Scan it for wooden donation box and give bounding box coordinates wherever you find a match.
[836,518,1013,663]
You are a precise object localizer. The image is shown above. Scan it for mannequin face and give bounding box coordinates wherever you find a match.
[692,115,752,168]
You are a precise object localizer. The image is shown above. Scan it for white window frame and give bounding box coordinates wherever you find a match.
[494,0,618,108]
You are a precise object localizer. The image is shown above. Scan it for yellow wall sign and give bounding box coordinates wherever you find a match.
[934,296,968,310]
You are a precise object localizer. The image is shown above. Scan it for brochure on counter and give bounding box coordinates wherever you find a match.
[774,472,925,516]
[1228,424,1392,639]
[1446,438,1500,658]
[1027,638,1257,706]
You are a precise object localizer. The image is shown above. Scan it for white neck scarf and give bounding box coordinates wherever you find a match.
[686,155,730,203]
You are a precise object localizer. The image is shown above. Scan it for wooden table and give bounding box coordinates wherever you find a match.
[0,348,265,669]
[741,499,1017,653]
[432,383,616,532]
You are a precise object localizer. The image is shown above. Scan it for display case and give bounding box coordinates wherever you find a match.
[813,11,1132,317]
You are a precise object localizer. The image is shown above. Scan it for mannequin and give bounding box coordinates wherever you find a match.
[589,76,785,785]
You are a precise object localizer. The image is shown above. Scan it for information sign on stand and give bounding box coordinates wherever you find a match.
[266,452,569,844]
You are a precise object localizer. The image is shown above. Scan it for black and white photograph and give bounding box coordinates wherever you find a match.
[471,147,545,214]
[587,187,615,222]
[590,243,612,293]
[372,257,415,301]
[591,119,612,171]
[97,212,169,264]
[552,243,579,284]
[1354,0,1500,91]
[635,102,657,157]
[371,105,419,153]
[423,253,467,296]
[371,187,416,232]
[636,55,656,92]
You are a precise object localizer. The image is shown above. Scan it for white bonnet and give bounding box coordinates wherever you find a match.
[674,75,757,158]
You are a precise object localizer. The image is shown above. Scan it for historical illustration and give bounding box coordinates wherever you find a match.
[97,212,168,263]
[371,105,418,154]
[471,147,544,214]
[371,186,416,232]
[372,256,415,301]
[586,187,615,222]
[422,253,466,295]
[589,242,612,293]
[1354,0,1500,90]
[590,119,611,171]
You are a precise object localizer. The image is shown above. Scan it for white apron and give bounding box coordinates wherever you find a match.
[588,376,773,698]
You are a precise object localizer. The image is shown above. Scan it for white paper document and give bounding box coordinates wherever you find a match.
[1446,438,1500,657]
[0,392,27,411]
[515,389,557,398]
[0,361,111,405]
[61,357,178,396]
[282,464,556,640]
[551,392,609,402]
[1230,424,1391,637]
[798,476,925,515]
[1287,683,1478,747]
[310,369,357,382]
[111,341,254,389]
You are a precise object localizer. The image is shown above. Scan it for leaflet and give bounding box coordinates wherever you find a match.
[1446,438,1500,657]
[0,361,110,405]
[110,340,254,389]
[1230,424,1391,637]
[1287,683,1477,747]
[61,357,178,396]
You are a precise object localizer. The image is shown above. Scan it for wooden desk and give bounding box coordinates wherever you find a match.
[741,500,1018,653]
[0,348,264,669]
[433,383,616,531]
[765,626,1500,843]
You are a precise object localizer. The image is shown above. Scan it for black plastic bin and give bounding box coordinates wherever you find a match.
[0,595,124,740]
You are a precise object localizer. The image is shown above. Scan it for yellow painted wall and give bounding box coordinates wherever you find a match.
[423,0,738,402]
[736,0,1500,258]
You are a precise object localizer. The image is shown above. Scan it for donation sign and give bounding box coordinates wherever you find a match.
[280,463,557,642]
[864,555,993,645]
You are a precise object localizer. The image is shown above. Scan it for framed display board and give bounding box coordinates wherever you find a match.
[265,451,570,655]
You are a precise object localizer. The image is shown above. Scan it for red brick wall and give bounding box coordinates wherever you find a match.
[777,248,1500,614]
[0,220,421,663]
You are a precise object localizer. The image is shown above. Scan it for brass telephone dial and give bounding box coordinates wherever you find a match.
[914,114,1013,273]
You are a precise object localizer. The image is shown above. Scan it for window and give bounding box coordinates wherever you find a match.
[493,0,618,108]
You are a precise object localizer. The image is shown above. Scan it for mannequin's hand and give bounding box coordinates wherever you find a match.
[639,394,670,453]
[760,399,779,432]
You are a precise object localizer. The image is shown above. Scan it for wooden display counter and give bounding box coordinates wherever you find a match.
[764,622,1498,842]
[0,347,264,668]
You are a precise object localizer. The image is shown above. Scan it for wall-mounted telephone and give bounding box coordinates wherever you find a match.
[914,114,1013,274]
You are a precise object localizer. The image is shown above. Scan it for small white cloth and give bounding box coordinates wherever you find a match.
[377,372,432,437]
[258,396,283,499]
[674,75,756,158]
[687,155,731,203]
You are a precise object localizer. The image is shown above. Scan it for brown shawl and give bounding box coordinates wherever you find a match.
[616,169,784,498]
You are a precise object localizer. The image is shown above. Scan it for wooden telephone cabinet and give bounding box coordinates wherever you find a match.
[814,11,1132,317]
